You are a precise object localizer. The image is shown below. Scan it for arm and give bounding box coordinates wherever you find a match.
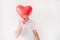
[15,18,29,38]
[33,30,40,40]
[15,22,25,38]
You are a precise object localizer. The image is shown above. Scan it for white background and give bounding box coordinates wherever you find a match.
[0,0,60,40]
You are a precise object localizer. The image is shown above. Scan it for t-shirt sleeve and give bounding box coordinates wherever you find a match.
[31,22,37,30]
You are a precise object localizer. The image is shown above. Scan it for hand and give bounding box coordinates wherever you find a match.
[22,18,29,24]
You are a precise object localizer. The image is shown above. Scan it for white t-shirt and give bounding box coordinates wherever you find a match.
[16,19,37,40]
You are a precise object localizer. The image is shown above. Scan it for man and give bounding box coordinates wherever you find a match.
[15,5,40,40]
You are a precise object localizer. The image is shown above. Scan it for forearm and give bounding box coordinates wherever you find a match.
[34,32,40,40]
[15,22,24,38]
[33,30,40,40]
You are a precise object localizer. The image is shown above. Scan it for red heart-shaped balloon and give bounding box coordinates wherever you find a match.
[16,5,32,19]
